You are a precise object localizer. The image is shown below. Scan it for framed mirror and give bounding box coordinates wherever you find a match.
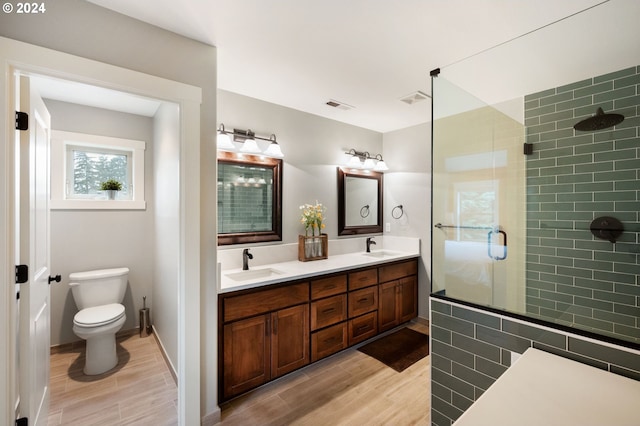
[337,167,383,235]
[218,151,282,245]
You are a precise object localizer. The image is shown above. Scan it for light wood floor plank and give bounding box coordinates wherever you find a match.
[50,321,430,425]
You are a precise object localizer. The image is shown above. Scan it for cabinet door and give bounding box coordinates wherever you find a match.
[271,304,310,378]
[378,280,399,332]
[398,276,418,324]
[223,314,270,398]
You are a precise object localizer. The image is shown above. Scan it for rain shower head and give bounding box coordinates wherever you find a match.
[573,107,624,131]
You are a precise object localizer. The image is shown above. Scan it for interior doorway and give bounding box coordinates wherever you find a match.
[1,38,203,426]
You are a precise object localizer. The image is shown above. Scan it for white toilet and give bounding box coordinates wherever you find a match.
[69,267,129,375]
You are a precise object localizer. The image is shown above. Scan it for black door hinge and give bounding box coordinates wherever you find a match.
[16,265,28,284]
[15,111,28,131]
[16,417,28,426]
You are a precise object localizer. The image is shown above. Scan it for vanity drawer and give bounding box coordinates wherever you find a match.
[348,312,378,345]
[311,275,347,300]
[348,286,378,318]
[379,259,417,283]
[311,322,348,362]
[223,282,309,322]
[348,268,378,290]
[311,294,347,331]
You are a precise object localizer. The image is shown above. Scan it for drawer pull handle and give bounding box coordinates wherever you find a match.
[357,325,371,332]
[358,298,369,303]
[358,277,368,281]
[322,307,336,314]
[324,284,336,289]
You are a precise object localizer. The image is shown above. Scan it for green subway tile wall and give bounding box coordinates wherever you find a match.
[430,298,640,426]
[524,66,640,342]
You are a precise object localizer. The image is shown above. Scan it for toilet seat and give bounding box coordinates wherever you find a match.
[74,303,125,328]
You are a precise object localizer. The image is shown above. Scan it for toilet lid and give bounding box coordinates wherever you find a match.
[74,303,125,327]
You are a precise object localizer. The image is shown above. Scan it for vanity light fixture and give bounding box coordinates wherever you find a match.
[217,123,284,158]
[344,148,389,172]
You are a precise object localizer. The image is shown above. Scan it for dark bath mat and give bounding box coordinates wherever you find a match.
[358,327,429,372]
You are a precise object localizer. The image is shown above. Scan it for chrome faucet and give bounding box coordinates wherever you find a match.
[242,248,253,270]
[366,237,376,253]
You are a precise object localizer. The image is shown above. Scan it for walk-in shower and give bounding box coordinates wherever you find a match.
[430,12,640,346]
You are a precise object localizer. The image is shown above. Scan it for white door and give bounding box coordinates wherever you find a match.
[16,75,52,426]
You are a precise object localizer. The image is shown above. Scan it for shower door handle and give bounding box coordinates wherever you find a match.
[487,229,507,260]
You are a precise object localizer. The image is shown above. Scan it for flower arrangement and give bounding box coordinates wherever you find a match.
[300,201,326,237]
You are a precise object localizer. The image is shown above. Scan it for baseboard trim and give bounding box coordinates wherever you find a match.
[152,325,178,385]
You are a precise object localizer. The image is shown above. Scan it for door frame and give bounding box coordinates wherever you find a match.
[0,37,203,425]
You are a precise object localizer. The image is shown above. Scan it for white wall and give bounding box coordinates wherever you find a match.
[383,122,431,318]
[217,89,382,244]
[153,102,180,371]
[45,99,154,346]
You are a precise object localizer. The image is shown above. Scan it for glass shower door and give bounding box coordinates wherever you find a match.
[432,76,525,312]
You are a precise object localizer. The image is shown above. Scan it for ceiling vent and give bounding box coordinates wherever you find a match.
[326,99,354,111]
[399,91,431,105]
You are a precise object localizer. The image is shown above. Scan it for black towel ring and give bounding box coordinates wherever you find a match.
[392,205,404,219]
[360,205,370,218]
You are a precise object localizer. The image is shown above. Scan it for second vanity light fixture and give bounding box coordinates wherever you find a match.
[344,148,388,172]
[217,124,284,158]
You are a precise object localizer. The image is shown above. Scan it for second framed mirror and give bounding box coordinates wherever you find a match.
[337,167,383,235]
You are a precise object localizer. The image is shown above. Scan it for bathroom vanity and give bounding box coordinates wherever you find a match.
[217,250,419,401]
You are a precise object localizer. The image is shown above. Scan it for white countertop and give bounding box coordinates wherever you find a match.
[453,347,640,426]
[218,238,420,293]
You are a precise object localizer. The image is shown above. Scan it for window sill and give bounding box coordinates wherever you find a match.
[50,199,146,210]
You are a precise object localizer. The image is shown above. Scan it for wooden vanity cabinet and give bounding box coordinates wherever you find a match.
[220,258,419,401]
[221,282,309,400]
[378,261,418,332]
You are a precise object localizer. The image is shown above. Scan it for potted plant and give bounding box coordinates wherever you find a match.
[100,179,123,200]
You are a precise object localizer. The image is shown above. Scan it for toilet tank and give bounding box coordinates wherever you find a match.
[69,267,129,310]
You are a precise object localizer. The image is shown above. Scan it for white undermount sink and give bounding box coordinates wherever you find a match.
[362,250,401,258]
[225,267,284,282]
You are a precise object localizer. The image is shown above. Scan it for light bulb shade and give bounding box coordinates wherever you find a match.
[263,142,284,158]
[217,132,235,151]
[240,138,261,153]
[374,160,389,171]
[348,156,362,168]
[363,158,376,169]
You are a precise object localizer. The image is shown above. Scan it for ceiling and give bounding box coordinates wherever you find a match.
[79,0,638,132]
